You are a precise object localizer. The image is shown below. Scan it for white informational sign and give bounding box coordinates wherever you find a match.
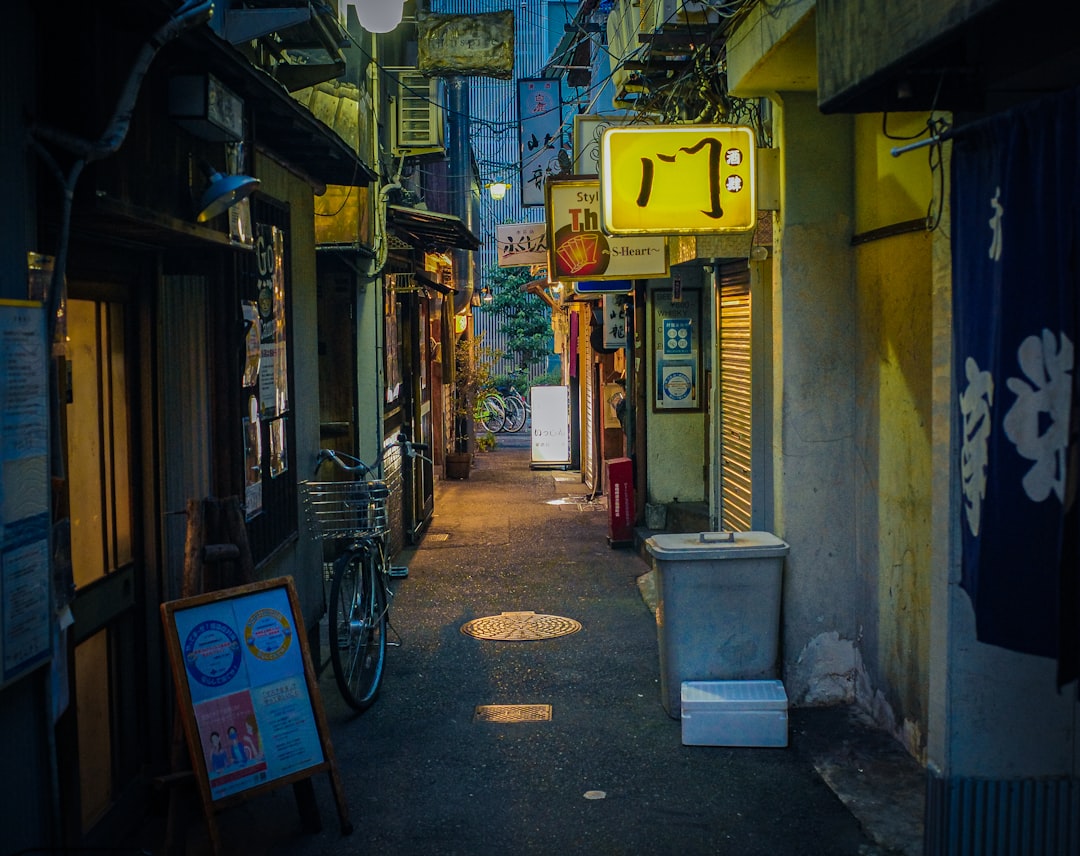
[530,385,571,467]
[0,300,52,689]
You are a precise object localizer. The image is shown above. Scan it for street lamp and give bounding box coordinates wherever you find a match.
[486,181,510,201]
[348,0,404,33]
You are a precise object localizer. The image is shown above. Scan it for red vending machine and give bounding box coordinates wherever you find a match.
[606,457,635,547]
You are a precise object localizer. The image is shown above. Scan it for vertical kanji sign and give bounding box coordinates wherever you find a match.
[600,125,757,234]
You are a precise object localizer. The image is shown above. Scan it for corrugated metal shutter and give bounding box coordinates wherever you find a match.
[719,281,751,531]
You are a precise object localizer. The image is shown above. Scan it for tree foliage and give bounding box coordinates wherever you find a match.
[481,264,552,378]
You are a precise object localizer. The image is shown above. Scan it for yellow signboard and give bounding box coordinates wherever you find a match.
[600,125,757,235]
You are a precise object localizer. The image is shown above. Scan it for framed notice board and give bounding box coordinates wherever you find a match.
[161,576,349,850]
[652,287,702,411]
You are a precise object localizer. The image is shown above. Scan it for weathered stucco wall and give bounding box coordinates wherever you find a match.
[770,92,861,706]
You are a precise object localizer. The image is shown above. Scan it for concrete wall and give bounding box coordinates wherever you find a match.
[769,92,862,706]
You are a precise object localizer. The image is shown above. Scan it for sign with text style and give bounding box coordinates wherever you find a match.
[600,125,757,234]
[546,178,667,283]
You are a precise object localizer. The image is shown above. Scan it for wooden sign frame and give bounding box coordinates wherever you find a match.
[161,576,350,852]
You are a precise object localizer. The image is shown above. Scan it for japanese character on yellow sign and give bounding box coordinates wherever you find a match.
[599,125,757,235]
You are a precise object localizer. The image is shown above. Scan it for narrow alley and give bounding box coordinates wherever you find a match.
[159,433,922,856]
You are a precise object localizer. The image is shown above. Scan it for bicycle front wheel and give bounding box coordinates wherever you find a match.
[328,546,387,712]
[478,395,506,433]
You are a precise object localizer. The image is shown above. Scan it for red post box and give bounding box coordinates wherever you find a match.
[606,457,635,547]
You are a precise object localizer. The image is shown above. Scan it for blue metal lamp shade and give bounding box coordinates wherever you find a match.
[197,169,260,222]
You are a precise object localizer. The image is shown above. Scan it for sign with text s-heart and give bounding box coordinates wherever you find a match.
[600,125,757,235]
[546,178,667,284]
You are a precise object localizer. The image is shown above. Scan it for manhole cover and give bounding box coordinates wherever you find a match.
[460,611,582,641]
[474,704,552,722]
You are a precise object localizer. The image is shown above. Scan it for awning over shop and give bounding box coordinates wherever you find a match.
[414,270,456,295]
[387,205,481,252]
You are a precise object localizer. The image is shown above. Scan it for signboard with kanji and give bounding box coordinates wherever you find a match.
[600,125,757,235]
[546,178,667,283]
[495,222,547,267]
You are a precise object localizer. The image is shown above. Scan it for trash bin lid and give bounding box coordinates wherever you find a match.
[645,531,789,561]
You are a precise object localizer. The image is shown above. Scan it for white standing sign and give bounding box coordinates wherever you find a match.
[530,385,572,467]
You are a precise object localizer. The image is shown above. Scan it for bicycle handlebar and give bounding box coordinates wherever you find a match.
[315,434,432,478]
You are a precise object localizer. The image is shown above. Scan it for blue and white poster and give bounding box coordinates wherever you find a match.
[169,582,324,800]
[952,86,1080,681]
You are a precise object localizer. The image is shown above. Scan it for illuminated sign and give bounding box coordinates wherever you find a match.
[546,178,668,282]
[600,125,757,235]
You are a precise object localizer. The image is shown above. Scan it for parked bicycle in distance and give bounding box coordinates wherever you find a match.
[301,435,430,711]
[475,385,529,434]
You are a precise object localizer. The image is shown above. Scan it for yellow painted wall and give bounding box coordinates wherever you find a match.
[853,112,934,750]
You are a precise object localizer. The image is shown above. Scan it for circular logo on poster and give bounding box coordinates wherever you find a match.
[244,608,293,661]
[183,620,242,688]
[553,225,609,278]
[663,371,693,401]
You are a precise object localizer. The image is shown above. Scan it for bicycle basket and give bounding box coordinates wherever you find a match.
[301,479,390,540]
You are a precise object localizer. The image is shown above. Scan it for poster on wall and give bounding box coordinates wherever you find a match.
[257,225,288,419]
[0,300,52,689]
[652,288,701,411]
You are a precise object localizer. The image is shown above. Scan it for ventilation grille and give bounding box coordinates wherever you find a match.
[926,773,1079,855]
[388,67,444,156]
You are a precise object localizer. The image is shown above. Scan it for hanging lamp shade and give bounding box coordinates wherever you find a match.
[197,169,260,222]
[349,0,405,33]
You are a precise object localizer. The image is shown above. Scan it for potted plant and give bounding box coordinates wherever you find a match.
[444,331,499,479]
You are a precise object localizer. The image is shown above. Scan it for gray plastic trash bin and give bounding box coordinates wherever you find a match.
[645,531,789,718]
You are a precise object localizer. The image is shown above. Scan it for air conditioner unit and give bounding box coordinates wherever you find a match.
[388,68,445,157]
[642,0,720,32]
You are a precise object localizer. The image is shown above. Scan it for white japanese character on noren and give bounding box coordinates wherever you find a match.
[959,356,994,536]
[988,186,1004,262]
[1003,329,1073,503]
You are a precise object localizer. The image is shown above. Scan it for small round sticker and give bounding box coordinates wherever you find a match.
[244,608,293,661]
[183,620,242,688]
[663,371,692,401]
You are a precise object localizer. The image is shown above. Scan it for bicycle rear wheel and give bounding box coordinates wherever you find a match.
[503,396,527,432]
[328,545,387,712]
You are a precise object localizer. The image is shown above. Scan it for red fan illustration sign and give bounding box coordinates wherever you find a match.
[545,178,667,284]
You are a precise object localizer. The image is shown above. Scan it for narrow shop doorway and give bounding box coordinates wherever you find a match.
[57,285,147,843]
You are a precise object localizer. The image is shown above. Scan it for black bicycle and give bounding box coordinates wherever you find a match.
[302,436,429,711]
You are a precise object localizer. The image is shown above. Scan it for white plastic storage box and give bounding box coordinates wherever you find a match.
[645,531,789,718]
[681,680,789,747]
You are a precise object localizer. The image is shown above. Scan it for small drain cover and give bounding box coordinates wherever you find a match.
[474,704,552,722]
[461,611,582,641]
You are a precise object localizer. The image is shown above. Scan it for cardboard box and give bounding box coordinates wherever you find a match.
[681,680,788,747]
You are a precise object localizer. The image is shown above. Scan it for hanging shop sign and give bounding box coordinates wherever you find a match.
[518,79,573,207]
[496,222,547,267]
[600,125,757,235]
[546,178,667,283]
[417,11,515,79]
